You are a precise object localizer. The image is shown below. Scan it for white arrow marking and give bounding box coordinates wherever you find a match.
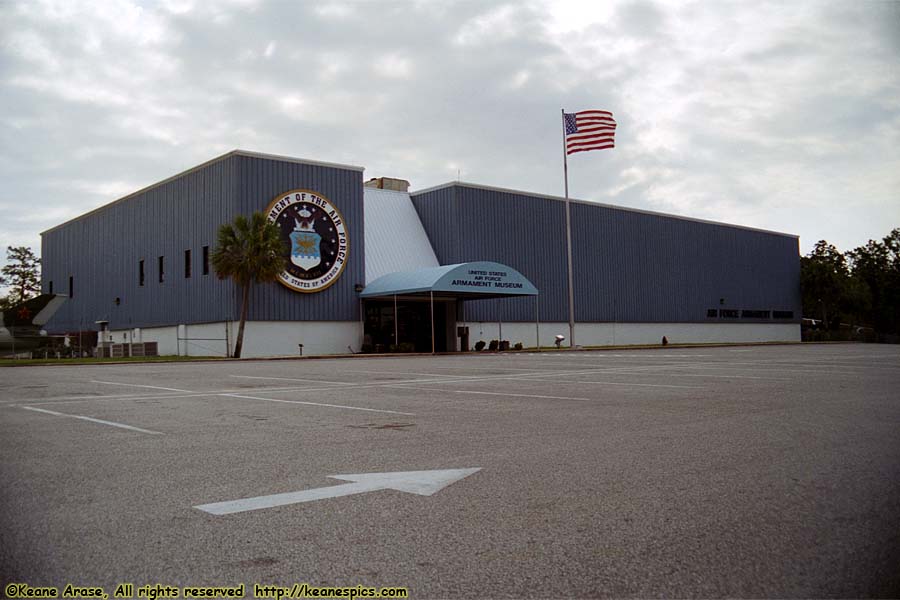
[194,468,481,515]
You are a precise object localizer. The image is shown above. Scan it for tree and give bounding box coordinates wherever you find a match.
[800,240,850,329]
[801,229,900,339]
[847,228,900,335]
[211,212,286,358]
[0,272,8,312]
[1,246,41,308]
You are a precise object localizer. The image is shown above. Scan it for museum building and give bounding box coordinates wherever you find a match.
[40,150,801,357]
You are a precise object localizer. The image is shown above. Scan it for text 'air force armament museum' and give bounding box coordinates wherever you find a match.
[41,150,801,357]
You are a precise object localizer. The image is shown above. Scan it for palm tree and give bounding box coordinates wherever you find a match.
[211,212,286,358]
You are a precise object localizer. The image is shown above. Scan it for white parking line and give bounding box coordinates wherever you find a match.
[739,360,900,371]
[20,390,260,406]
[663,364,862,376]
[395,364,567,373]
[393,375,702,391]
[386,386,594,402]
[0,390,188,405]
[21,406,164,435]
[92,380,193,393]
[20,384,419,406]
[561,380,703,389]
[612,370,791,381]
[343,369,484,379]
[25,367,704,406]
[529,354,714,361]
[219,393,415,416]
[229,375,357,386]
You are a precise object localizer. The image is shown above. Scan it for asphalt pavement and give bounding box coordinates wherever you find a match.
[1,344,899,598]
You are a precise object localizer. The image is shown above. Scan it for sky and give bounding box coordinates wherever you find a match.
[1,0,898,277]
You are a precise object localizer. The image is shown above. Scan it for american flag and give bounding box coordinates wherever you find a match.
[564,110,616,155]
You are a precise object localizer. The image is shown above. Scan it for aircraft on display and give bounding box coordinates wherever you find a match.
[0,294,66,355]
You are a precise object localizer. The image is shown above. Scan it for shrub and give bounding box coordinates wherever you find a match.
[399,342,415,353]
[474,340,486,351]
[488,339,499,351]
[514,342,523,350]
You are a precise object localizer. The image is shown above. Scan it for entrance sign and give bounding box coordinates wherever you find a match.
[360,261,538,298]
[194,468,481,515]
[445,266,533,294]
[266,189,349,293]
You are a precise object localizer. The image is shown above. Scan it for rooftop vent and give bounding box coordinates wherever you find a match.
[364,177,410,192]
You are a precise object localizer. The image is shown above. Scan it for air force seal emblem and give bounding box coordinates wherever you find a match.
[290,208,322,271]
[266,189,349,293]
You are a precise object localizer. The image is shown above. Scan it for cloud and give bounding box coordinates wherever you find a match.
[0,0,897,267]
[373,53,414,79]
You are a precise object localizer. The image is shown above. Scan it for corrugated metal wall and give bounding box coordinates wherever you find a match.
[411,184,801,323]
[235,155,364,322]
[41,159,799,334]
[41,153,364,332]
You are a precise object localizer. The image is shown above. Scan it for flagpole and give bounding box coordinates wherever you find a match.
[561,109,575,348]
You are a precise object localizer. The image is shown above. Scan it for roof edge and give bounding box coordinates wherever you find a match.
[410,181,799,240]
[362,187,412,197]
[233,149,365,173]
[41,150,365,236]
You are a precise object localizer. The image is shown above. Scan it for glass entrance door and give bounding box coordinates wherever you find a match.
[363,299,449,352]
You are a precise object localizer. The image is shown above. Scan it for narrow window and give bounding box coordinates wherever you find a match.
[68,276,74,298]
[139,260,145,287]
[202,245,210,275]
[773,311,794,319]
[158,256,165,283]
[720,309,739,319]
[184,249,192,278]
[49,281,54,294]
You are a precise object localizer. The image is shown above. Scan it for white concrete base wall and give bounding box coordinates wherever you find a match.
[237,321,362,358]
[112,320,798,357]
[463,321,801,349]
[112,321,362,358]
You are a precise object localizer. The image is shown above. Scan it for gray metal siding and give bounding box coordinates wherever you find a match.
[411,184,801,323]
[571,204,801,322]
[235,155,364,322]
[408,186,459,265]
[41,154,364,333]
[42,157,238,332]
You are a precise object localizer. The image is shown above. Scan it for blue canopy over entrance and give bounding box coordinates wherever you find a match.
[360,261,538,299]
[359,262,540,354]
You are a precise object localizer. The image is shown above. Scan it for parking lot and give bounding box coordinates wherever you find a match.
[1,343,899,598]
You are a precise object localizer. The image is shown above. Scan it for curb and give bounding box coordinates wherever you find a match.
[0,340,855,367]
